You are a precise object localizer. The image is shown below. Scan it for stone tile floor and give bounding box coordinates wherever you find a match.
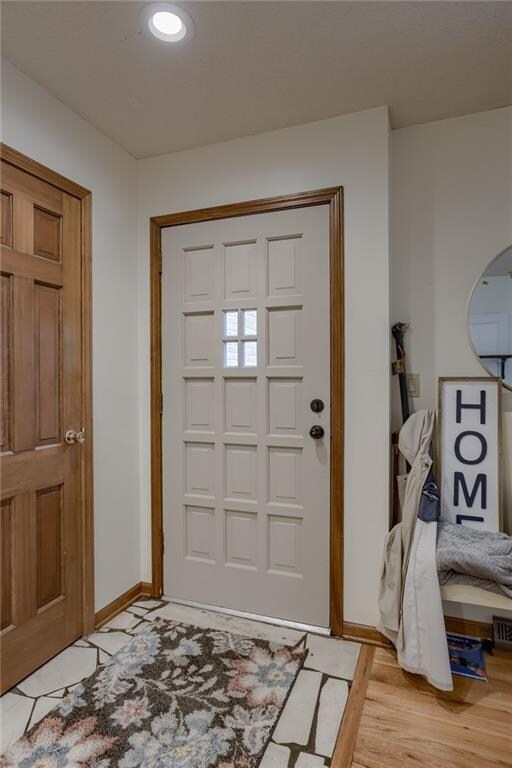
[0,599,361,766]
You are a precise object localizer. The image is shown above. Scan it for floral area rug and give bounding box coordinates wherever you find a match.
[1,618,306,768]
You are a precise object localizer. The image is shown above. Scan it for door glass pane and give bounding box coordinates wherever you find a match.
[243,309,257,337]
[224,311,239,337]
[224,341,239,367]
[242,341,257,367]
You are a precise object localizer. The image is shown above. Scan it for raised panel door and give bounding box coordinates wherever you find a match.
[0,158,83,692]
[162,206,330,627]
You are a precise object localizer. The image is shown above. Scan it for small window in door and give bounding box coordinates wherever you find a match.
[224,311,238,337]
[242,341,257,367]
[224,341,239,367]
[223,310,258,368]
[243,309,257,336]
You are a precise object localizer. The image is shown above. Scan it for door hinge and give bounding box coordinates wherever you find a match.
[160,531,164,556]
[160,393,163,414]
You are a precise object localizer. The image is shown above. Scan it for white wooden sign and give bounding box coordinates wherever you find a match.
[439,377,501,531]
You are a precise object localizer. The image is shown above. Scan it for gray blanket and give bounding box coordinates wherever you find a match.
[437,521,512,598]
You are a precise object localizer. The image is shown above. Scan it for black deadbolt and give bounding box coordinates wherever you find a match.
[310,398,324,413]
[309,425,325,440]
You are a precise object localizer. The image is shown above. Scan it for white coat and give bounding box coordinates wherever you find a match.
[378,410,452,691]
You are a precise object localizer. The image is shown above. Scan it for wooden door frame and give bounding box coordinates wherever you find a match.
[1,143,95,635]
[150,187,345,635]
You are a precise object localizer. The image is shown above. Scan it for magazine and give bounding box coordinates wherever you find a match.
[446,633,487,682]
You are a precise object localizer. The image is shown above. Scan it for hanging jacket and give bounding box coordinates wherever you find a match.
[378,410,453,691]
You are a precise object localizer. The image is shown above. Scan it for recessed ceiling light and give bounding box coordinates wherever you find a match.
[152,11,183,37]
[141,3,194,43]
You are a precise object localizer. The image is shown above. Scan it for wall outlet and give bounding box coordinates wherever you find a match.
[407,373,420,398]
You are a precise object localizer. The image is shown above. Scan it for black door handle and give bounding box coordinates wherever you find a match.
[309,425,325,440]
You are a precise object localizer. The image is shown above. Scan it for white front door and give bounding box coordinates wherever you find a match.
[162,205,331,627]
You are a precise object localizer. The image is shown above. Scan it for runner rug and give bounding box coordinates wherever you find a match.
[1,618,306,767]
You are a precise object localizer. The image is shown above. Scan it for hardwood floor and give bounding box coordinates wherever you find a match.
[351,647,512,768]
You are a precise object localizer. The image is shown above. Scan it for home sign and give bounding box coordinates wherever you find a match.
[439,377,501,531]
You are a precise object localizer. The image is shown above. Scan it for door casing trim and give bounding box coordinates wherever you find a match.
[150,187,344,635]
[0,142,95,635]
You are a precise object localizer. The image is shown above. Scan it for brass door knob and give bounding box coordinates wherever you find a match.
[65,428,86,445]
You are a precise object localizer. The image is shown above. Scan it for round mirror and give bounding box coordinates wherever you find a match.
[468,245,512,390]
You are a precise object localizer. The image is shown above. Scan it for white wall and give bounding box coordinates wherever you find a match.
[5,54,507,631]
[4,47,510,632]
[1,60,141,611]
[391,107,512,424]
[137,107,391,627]
[391,106,512,621]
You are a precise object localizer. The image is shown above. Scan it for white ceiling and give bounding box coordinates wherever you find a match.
[2,1,511,159]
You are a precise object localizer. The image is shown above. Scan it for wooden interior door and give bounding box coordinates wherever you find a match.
[0,156,86,693]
